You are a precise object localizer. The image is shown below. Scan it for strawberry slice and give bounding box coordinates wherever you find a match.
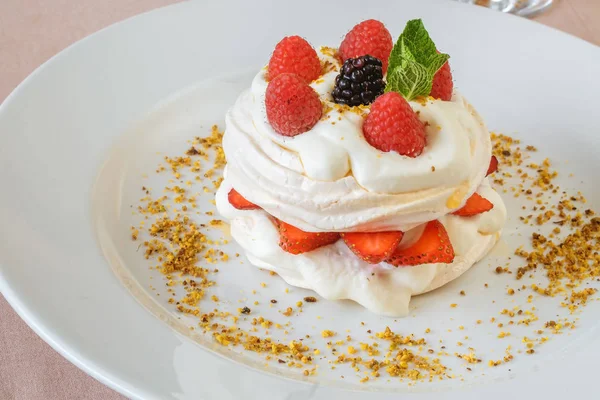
[276,220,340,255]
[486,155,498,176]
[341,231,404,264]
[228,188,260,210]
[452,193,494,217]
[386,220,454,266]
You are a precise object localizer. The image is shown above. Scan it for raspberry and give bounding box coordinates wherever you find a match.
[430,61,453,101]
[268,36,322,82]
[265,73,322,136]
[339,20,393,74]
[332,55,385,106]
[362,92,426,157]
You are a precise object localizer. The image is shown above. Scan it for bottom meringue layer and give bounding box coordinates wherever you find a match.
[215,181,506,317]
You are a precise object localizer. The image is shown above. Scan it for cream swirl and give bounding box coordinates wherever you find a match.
[223,50,491,232]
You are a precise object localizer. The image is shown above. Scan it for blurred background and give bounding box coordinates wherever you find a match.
[1,0,598,103]
[456,0,554,16]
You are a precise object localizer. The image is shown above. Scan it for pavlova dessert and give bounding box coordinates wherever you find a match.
[216,19,506,316]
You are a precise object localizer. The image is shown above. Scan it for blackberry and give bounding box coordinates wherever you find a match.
[331,55,385,106]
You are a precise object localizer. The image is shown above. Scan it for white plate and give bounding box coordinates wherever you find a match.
[1,1,599,399]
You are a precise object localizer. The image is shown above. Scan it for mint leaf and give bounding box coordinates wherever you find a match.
[402,20,440,65]
[424,52,449,76]
[397,37,416,65]
[385,58,432,100]
[385,19,450,100]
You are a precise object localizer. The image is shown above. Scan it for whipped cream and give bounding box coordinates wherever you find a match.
[223,50,492,232]
[216,179,506,316]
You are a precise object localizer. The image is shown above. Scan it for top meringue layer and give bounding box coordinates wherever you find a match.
[223,49,491,232]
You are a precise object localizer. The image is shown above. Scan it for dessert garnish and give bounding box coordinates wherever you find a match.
[341,231,404,264]
[362,91,426,156]
[452,193,494,217]
[227,188,260,210]
[265,73,322,136]
[386,220,455,266]
[267,35,321,82]
[276,220,340,255]
[385,19,452,101]
[339,19,393,73]
[331,55,385,106]
[487,155,499,176]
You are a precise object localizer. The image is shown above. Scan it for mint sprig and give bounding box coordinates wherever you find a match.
[386,59,430,101]
[385,19,449,100]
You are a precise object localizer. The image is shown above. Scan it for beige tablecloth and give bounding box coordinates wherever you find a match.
[1,0,598,398]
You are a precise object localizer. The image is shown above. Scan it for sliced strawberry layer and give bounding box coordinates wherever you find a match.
[452,193,494,217]
[486,155,498,176]
[341,231,404,264]
[228,189,260,210]
[386,220,455,267]
[276,220,340,255]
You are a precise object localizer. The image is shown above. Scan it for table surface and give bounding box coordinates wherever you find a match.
[1,0,598,398]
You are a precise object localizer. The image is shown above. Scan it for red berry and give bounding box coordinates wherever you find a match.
[430,61,453,101]
[386,221,455,267]
[486,155,498,176]
[362,92,426,157]
[341,231,404,264]
[268,36,322,82]
[276,220,340,255]
[265,73,322,136]
[452,193,494,217]
[339,20,393,73]
[228,189,260,210]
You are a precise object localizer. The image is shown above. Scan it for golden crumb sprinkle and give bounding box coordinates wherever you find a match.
[457,352,482,364]
[283,307,293,317]
[131,123,599,382]
[319,46,339,59]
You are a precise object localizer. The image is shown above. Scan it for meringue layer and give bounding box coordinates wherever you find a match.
[223,49,491,232]
[216,179,506,316]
